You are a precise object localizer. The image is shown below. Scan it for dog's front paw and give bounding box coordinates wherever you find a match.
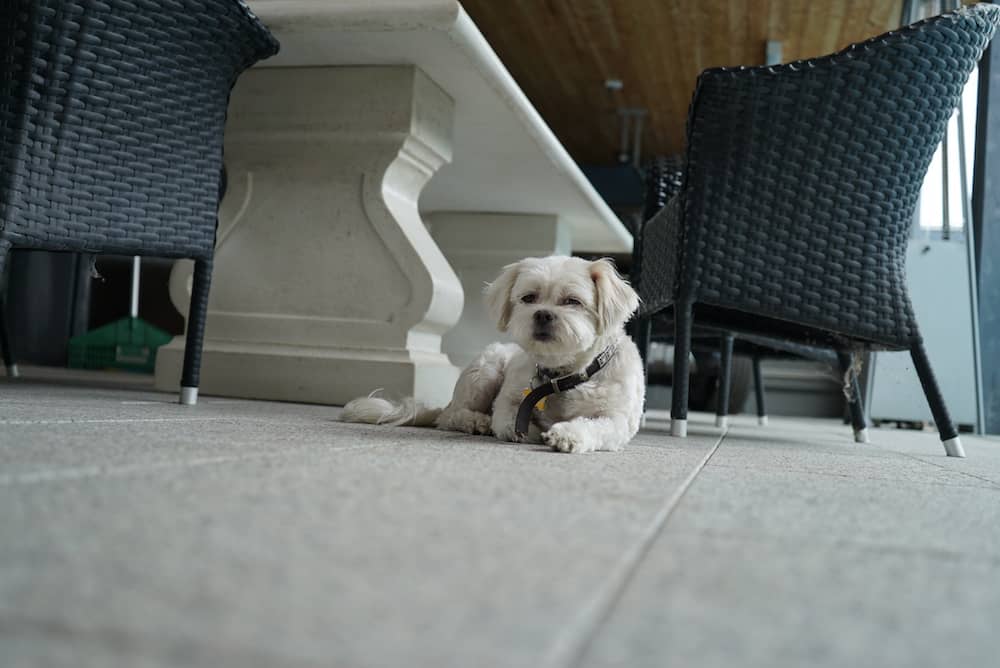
[493,423,523,443]
[438,408,493,436]
[543,422,595,454]
[460,411,493,436]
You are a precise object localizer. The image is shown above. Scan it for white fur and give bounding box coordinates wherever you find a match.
[341,256,645,453]
[341,390,441,427]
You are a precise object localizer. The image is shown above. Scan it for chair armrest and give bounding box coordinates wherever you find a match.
[637,194,683,316]
[633,156,684,310]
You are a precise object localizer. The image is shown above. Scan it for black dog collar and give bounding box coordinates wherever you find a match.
[514,344,618,439]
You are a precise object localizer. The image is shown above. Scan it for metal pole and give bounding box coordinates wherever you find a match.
[958,92,987,434]
[939,0,985,434]
[941,117,952,238]
[618,110,631,164]
[765,40,782,66]
[631,112,645,169]
[130,256,140,319]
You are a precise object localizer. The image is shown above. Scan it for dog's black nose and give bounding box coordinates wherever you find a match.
[534,310,554,324]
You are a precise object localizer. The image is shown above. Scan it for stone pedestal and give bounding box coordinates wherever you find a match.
[155,66,463,407]
[427,213,571,368]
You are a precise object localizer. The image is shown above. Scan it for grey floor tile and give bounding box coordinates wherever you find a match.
[0,416,388,480]
[1,398,719,668]
[706,433,999,489]
[578,433,1000,668]
[7,375,1000,668]
[579,531,1000,668]
[667,457,1000,557]
[1,381,338,427]
[867,427,1000,486]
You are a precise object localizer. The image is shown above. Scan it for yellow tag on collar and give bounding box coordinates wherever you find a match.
[522,388,546,410]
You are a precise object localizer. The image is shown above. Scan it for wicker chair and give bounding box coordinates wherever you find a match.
[635,157,864,434]
[632,5,1000,456]
[0,0,278,403]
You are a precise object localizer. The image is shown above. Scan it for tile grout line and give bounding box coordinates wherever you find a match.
[674,525,1000,566]
[706,460,998,489]
[0,417,236,426]
[883,447,1000,490]
[0,417,349,435]
[542,430,727,668]
[0,442,399,487]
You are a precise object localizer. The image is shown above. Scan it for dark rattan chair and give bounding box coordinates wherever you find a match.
[636,157,866,436]
[632,5,1000,457]
[0,0,278,403]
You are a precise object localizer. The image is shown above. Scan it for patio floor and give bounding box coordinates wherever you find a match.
[3,368,1000,668]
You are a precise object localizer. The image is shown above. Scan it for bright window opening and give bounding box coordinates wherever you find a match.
[917,67,978,234]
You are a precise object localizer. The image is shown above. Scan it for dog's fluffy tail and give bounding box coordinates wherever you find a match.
[340,390,442,427]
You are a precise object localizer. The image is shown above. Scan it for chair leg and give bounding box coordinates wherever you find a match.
[180,257,213,405]
[752,354,767,426]
[837,351,868,444]
[632,315,652,428]
[671,302,693,437]
[715,334,734,429]
[0,244,16,378]
[910,341,964,457]
[0,295,15,378]
[633,315,652,376]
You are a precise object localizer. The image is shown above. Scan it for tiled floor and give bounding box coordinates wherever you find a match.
[3,368,999,668]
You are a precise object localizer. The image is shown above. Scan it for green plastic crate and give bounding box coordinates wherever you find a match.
[68,317,172,374]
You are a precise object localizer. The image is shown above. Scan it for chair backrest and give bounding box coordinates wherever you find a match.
[675,4,999,348]
[0,0,278,258]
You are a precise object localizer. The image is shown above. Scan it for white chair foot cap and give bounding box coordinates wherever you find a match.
[758,415,769,426]
[180,387,199,406]
[671,419,688,438]
[943,436,966,458]
[715,415,729,429]
[640,413,648,429]
[854,428,870,444]
[6,364,18,378]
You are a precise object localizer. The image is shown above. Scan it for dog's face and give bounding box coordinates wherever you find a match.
[484,256,639,359]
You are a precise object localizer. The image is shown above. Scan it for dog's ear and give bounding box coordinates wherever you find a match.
[590,258,639,334]
[484,260,522,332]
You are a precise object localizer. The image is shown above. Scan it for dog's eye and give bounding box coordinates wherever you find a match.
[561,297,582,306]
[520,293,537,304]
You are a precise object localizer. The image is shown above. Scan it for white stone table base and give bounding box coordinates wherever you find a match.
[155,67,462,407]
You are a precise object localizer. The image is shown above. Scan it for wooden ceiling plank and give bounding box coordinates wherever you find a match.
[749,0,771,65]
[840,0,871,52]
[651,0,702,155]
[799,2,831,61]
[461,0,914,167]
[822,1,847,55]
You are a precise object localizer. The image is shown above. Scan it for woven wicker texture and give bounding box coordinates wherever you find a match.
[642,155,684,222]
[0,0,278,259]
[639,5,1000,350]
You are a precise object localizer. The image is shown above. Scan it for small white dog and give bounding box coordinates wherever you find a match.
[341,256,645,453]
